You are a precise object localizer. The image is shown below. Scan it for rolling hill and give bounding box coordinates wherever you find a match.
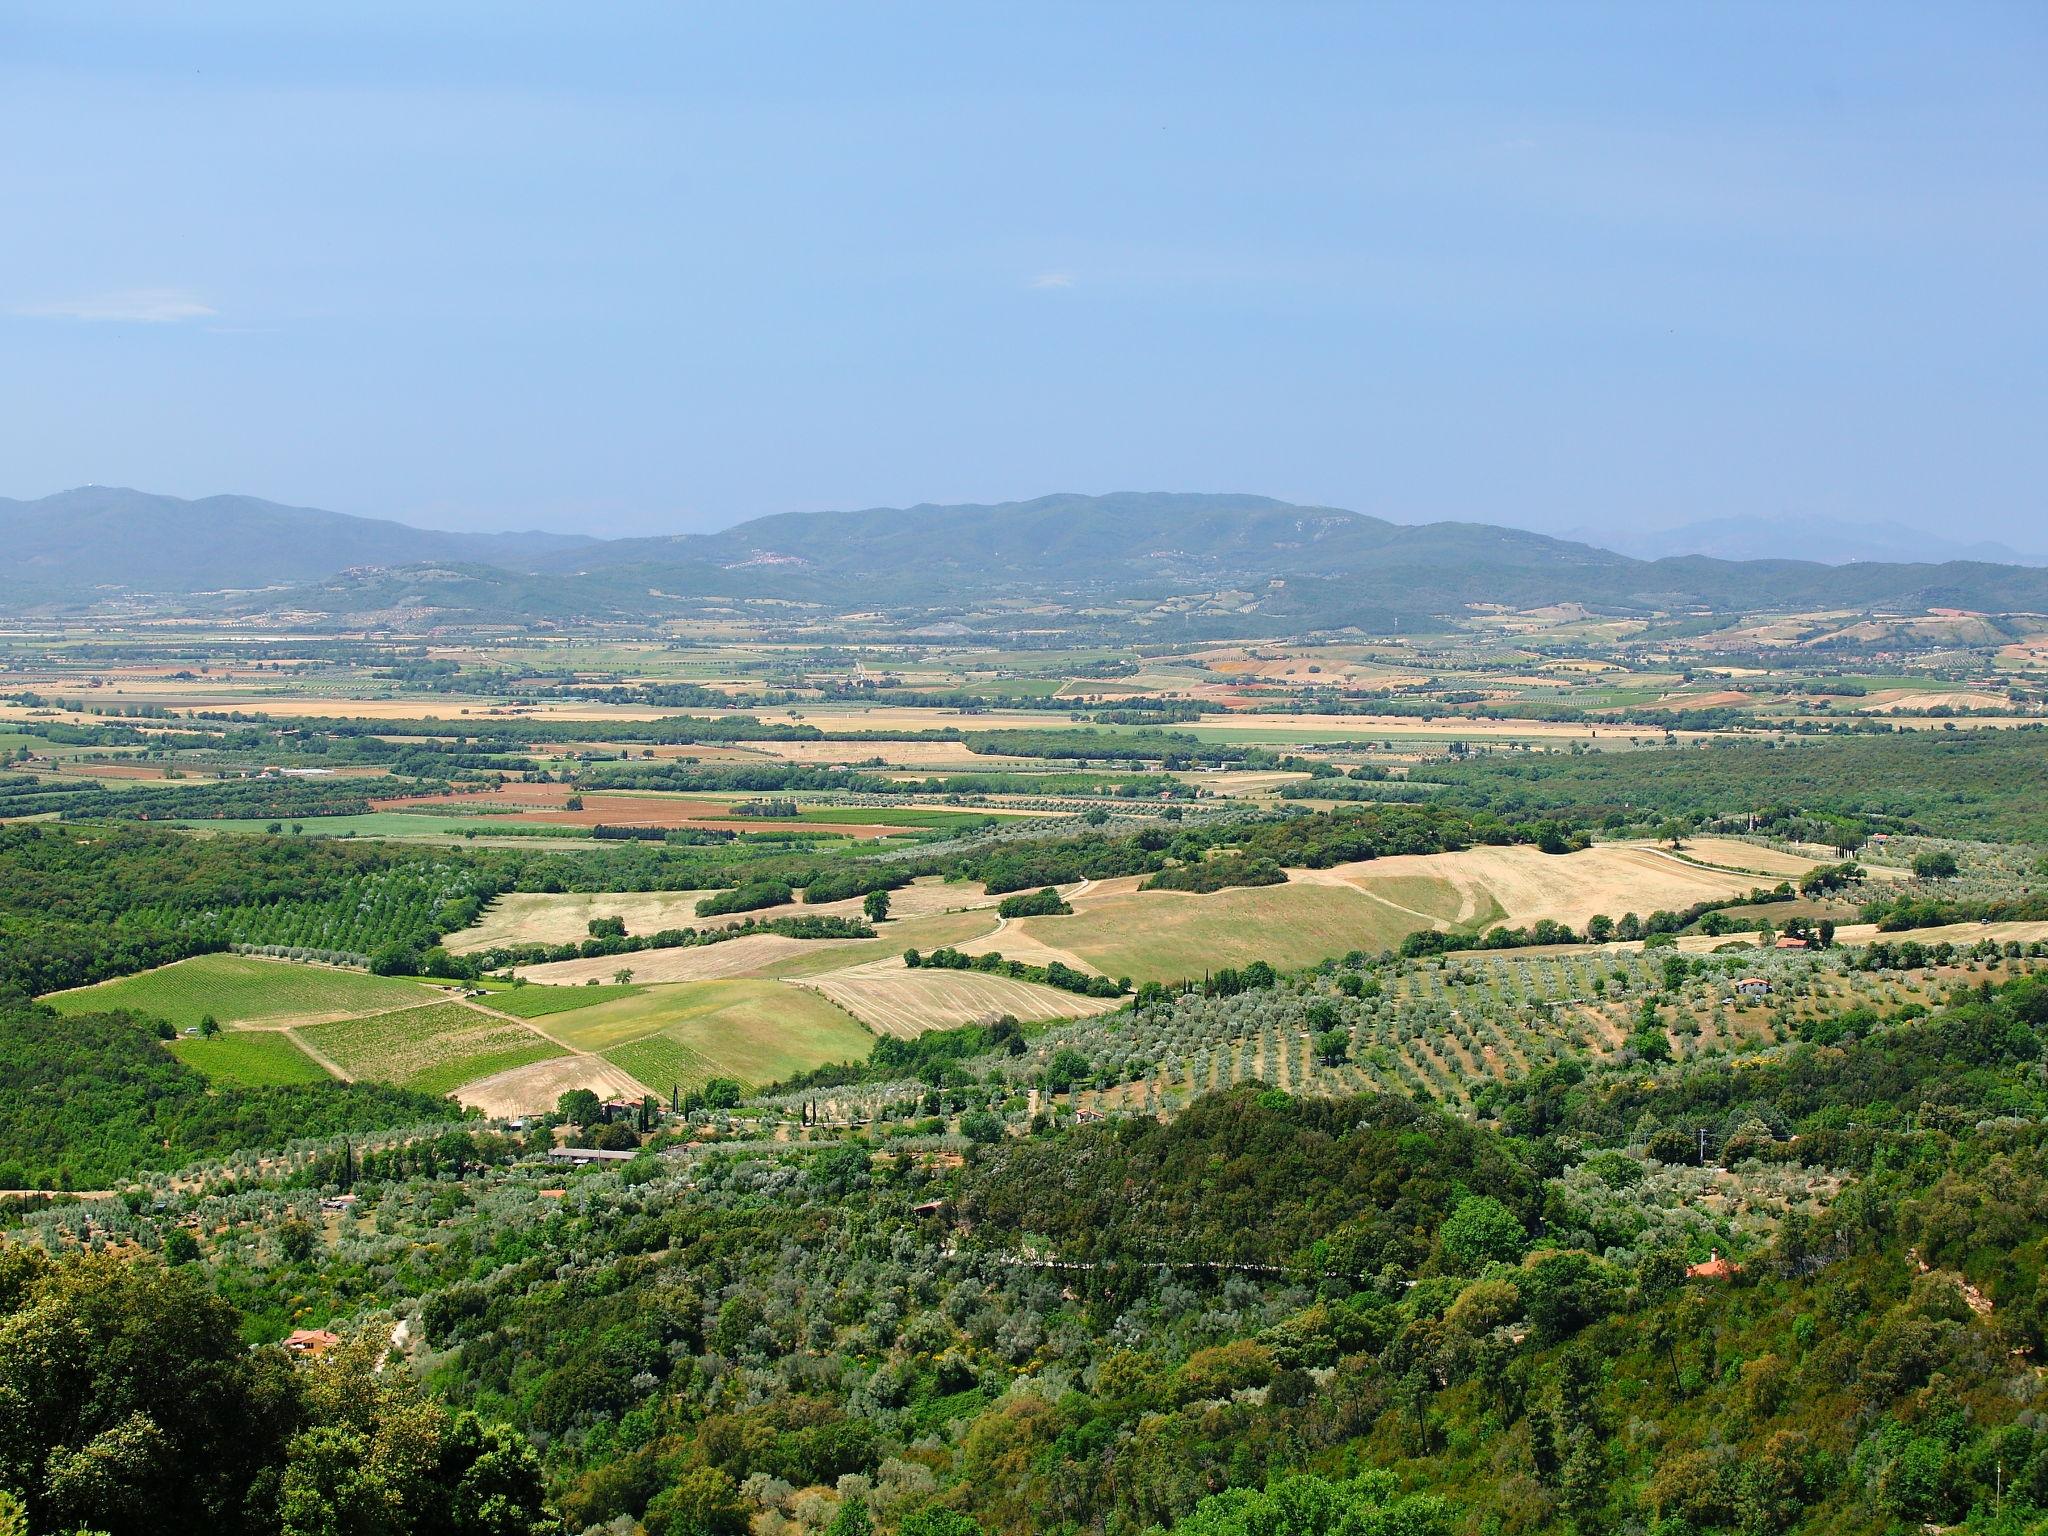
[7,486,2047,632]
[0,486,592,594]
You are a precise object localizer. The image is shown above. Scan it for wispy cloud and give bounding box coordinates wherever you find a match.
[17,287,217,323]
[1028,272,1075,289]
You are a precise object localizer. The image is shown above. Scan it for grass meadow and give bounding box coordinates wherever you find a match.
[168,1030,332,1087]
[543,980,875,1092]
[1022,882,1426,983]
[42,954,440,1031]
[482,982,645,1019]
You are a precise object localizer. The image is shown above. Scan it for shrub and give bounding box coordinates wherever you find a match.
[1438,1195,1527,1272]
[996,887,1072,919]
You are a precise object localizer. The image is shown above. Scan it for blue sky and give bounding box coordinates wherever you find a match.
[2,3,2043,540]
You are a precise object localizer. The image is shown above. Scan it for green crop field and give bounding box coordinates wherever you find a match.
[1023,882,1426,983]
[169,1030,332,1087]
[41,954,441,1031]
[547,979,874,1090]
[481,982,645,1018]
[1363,873,1484,925]
[795,807,990,829]
[165,812,598,841]
[298,1001,566,1095]
[601,1034,725,1095]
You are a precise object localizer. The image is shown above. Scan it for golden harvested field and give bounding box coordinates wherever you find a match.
[744,739,1043,768]
[465,876,998,957]
[1182,770,1311,797]
[0,687,696,724]
[452,890,721,951]
[455,1055,652,1116]
[1185,711,1714,743]
[514,933,872,984]
[1664,837,1834,877]
[515,901,1012,987]
[1766,919,2048,952]
[1307,841,1818,932]
[745,909,1010,980]
[1018,880,1427,983]
[994,837,1825,985]
[796,956,1120,1037]
[750,706,1054,732]
[952,922,1098,973]
[1859,689,2000,714]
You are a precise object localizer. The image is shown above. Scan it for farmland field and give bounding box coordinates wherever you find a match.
[159,811,601,842]
[526,979,877,1090]
[797,958,1122,1038]
[601,1034,726,1096]
[456,875,997,954]
[744,908,1012,981]
[168,1030,332,1087]
[451,890,721,950]
[373,786,963,841]
[454,1054,652,1116]
[515,933,875,985]
[482,982,644,1018]
[298,1001,566,1095]
[1018,880,1427,983]
[1308,841,1818,932]
[997,839,1824,984]
[41,954,441,1031]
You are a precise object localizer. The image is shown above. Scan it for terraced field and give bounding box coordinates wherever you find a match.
[41,954,441,1031]
[298,1002,565,1096]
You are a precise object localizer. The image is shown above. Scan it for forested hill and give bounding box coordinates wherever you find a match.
[263,492,2048,628]
[0,486,591,595]
[10,487,2048,627]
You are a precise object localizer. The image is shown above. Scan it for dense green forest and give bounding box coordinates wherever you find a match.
[0,802,1570,994]
[0,824,480,994]
[13,724,2048,1534]
[0,1000,450,1187]
[28,974,2048,1535]
[0,1247,554,1535]
[1411,728,2048,842]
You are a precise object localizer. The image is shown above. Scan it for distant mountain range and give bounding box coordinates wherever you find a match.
[0,486,593,593]
[4,486,2046,632]
[1567,513,2043,568]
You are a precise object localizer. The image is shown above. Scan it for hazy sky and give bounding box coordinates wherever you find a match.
[3,3,2043,539]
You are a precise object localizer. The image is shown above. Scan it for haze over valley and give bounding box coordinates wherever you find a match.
[5,8,2048,1536]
